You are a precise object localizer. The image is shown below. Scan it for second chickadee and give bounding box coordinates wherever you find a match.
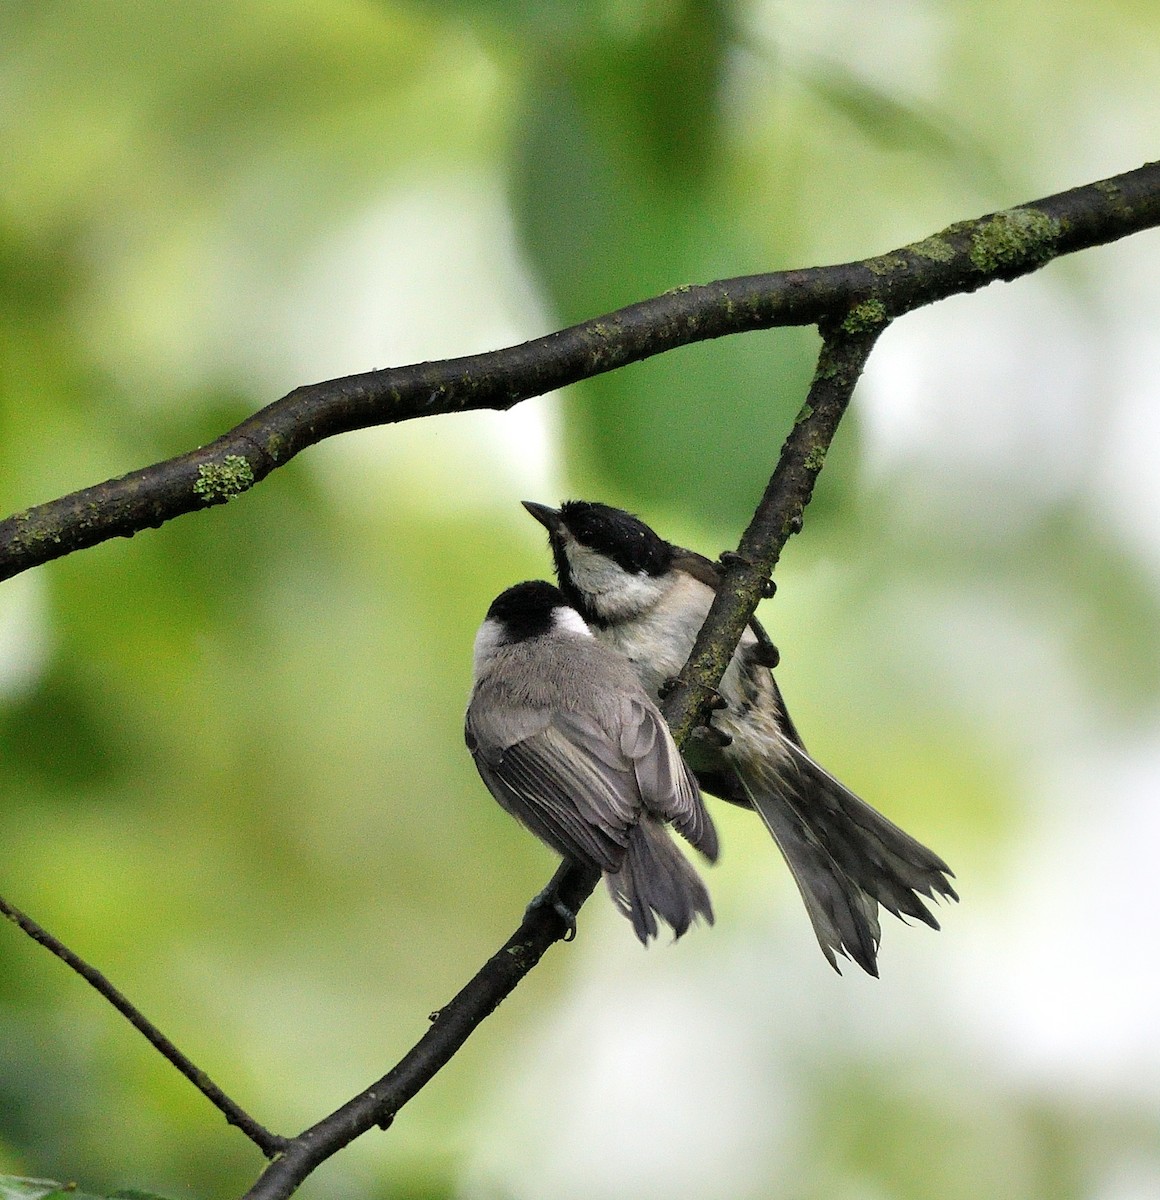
[523,500,957,975]
[466,580,719,943]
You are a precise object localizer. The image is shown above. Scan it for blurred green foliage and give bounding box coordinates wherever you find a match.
[3,2,1160,1199]
[0,1175,171,1200]
[509,2,827,517]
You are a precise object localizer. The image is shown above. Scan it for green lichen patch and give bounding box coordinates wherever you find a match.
[866,254,908,276]
[194,455,254,504]
[17,515,62,545]
[908,235,956,263]
[1095,178,1131,218]
[969,207,1061,273]
[841,298,888,334]
[803,445,827,472]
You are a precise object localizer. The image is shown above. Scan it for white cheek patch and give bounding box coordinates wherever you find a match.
[551,606,594,638]
[563,541,667,621]
[472,618,505,679]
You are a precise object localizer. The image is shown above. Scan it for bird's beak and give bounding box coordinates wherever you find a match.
[522,500,561,532]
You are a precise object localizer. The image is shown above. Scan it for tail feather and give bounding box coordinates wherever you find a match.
[737,745,956,975]
[606,818,714,944]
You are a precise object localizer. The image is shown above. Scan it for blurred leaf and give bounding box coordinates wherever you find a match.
[803,60,965,156]
[0,1180,63,1200]
[509,0,730,312]
[512,75,717,320]
[510,8,859,522]
[0,664,127,789]
[1026,509,1160,711]
[0,225,75,325]
[877,501,1160,711]
[0,1180,178,1200]
[0,1182,174,1200]
[562,329,831,524]
[800,1065,1091,1200]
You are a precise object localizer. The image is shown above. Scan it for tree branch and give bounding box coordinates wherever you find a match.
[0,890,287,1158]
[240,859,600,1200]
[661,322,885,744]
[0,161,1157,583]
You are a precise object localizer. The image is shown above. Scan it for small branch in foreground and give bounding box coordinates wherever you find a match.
[241,859,600,1200]
[0,891,287,1159]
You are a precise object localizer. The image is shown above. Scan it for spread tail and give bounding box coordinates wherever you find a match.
[738,744,957,975]
[606,817,714,944]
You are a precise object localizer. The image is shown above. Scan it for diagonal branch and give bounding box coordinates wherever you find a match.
[236,320,883,1200]
[239,859,600,1200]
[0,161,1157,583]
[662,321,885,742]
[0,890,287,1158]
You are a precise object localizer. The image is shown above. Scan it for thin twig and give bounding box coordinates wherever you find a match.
[241,859,600,1200]
[0,890,288,1158]
[0,162,1157,583]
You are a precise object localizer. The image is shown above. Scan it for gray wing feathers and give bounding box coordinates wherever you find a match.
[467,709,636,871]
[618,699,718,862]
[472,734,629,871]
[467,681,716,943]
[549,702,704,851]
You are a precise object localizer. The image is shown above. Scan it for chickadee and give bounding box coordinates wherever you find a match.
[523,500,957,975]
[466,580,719,943]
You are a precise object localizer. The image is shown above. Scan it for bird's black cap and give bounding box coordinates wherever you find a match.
[485,579,568,640]
[523,499,674,578]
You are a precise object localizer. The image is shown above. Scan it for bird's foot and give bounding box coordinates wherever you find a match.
[691,719,733,749]
[525,882,578,941]
[750,636,781,669]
